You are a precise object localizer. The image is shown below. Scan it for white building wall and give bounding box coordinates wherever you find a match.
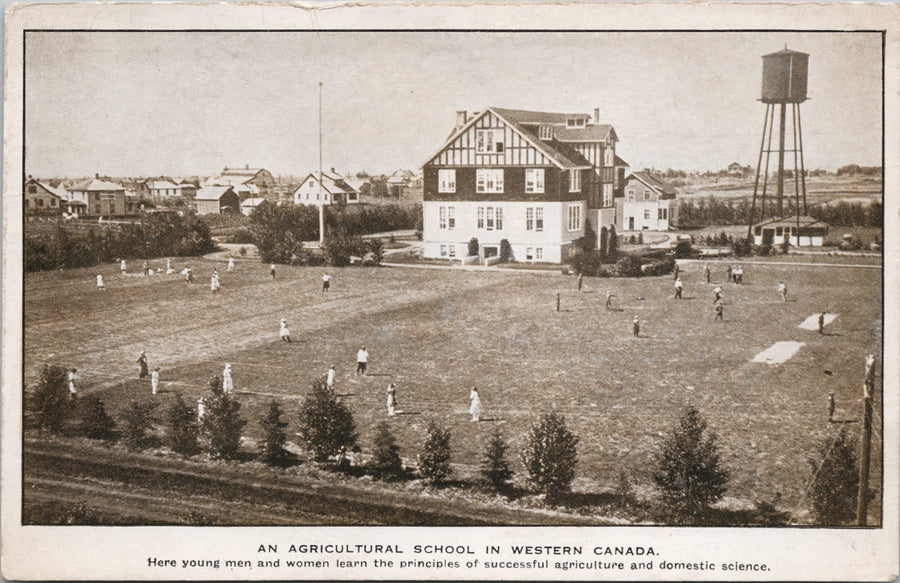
[423,200,585,264]
[292,178,333,205]
[618,199,676,231]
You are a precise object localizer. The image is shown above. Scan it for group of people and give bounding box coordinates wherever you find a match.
[98,257,241,292]
[382,382,480,421]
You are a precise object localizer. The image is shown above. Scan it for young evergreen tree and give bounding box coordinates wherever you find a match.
[520,412,579,502]
[259,400,290,466]
[371,421,403,479]
[120,399,158,451]
[480,427,513,492]
[297,381,357,462]
[808,428,859,525]
[419,420,452,486]
[653,405,729,521]
[165,393,200,456]
[201,377,248,459]
[467,237,479,257]
[606,225,618,260]
[29,364,71,433]
[78,396,116,441]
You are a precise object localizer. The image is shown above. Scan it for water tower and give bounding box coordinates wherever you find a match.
[747,47,809,236]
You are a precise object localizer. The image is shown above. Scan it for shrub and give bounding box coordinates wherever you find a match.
[200,377,247,459]
[467,237,479,257]
[567,249,603,277]
[78,396,116,441]
[606,225,618,260]
[29,364,71,433]
[225,227,254,244]
[499,239,512,263]
[808,429,859,525]
[297,381,357,462]
[120,400,159,451]
[652,405,729,522]
[480,427,513,492]
[166,393,200,456]
[674,239,693,258]
[637,231,644,245]
[323,230,367,267]
[371,421,404,479]
[367,239,385,266]
[609,255,643,278]
[239,246,248,256]
[599,226,609,258]
[731,236,753,256]
[259,400,291,466]
[643,256,676,277]
[520,412,579,502]
[420,420,452,486]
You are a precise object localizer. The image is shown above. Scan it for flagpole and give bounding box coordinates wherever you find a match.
[318,81,325,245]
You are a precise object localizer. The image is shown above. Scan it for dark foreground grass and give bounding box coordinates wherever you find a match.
[24,256,883,521]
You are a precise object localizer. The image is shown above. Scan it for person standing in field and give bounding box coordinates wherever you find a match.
[386,383,397,416]
[96,274,105,291]
[120,259,127,275]
[818,312,826,334]
[210,272,220,293]
[605,290,615,311]
[828,392,836,422]
[186,267,194,284]
[703,263,711,284]
[356,346,369,376]
[326,365,336,389]
[227,257,235,272]
[632,315,640,338]
[673,263,680,280]
[165,258,173,274]
[674,277,683,299]
[577,272,584,291]
[777,281,787,302]
[726,264,733,283]
[715,303,724,321]
[270,264,276,279]
[137,351,149,380]
[222,363,233,394]
[151,367,160,395]
[142,260,149,276]
[197,398,207,421]
[68,368,78,402]
[713,286,722,304]
[279,318,291,343]
[322,272,331,292]
[469,387,481,422]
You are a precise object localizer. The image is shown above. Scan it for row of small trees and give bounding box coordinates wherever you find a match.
[24,212,217,272]
[677,197,882,228]
[27,364,862,524]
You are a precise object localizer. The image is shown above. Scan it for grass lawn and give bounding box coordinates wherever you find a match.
[23,255,883,520]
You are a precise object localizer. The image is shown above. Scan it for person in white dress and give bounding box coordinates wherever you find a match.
[120,259,127,275]
[222,363,233,393]
[326,365,336,389]
[227,257,235,272]
[68,368,78,402]
[469,387,481,422]
[210,273,220,293]
[356,346,369,375]
[151,368,160,395]
[166,258,174,275]
[777,281,787,302]
[386,383,397,416]
[197,398,207,421]
[96,274,105,290]
[279,318,291,342]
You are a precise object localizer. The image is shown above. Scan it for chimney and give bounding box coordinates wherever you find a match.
[245,164,249,169]
[456,110,468,127]
[331,167,336,174]
[95,173,99,179]
[594,108,600,123]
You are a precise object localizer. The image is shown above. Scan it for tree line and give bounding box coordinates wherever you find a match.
[24,212,216,273]
[677,197,882,228]
[26,363,863,525]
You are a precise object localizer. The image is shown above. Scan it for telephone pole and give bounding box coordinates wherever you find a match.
[318,81,325,245]
[856,354,877,526]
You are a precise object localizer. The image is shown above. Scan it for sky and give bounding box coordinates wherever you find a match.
[24,31,883,178]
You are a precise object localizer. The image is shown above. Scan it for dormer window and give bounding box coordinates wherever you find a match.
[538,125,553,140]
[566,118,586,128]
[476,129,504,154]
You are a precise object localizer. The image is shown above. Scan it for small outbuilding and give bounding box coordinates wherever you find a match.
[195,185,240,215]
[752,215,829,247]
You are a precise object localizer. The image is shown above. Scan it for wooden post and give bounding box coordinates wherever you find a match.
[556,293,560,312]
[856,354,877,526]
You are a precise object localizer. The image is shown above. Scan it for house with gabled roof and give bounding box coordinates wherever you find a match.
[24,177,66,216]
[292,171,359,206]
[752,215,828,246]
[195,185,240,215]
[211,165,276,196]
[618,171,680,231]
[421,106,628,263]
[66,175,128,217]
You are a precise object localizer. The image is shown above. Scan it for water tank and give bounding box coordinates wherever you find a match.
[761,48,809,103]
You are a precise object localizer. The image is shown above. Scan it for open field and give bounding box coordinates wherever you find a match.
[23,255,883,522]
[677,174,882,206]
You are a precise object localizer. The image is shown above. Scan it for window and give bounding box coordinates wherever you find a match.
[775,227,783,236]
[535,207,544,231]
[568,205,582,231]
[95,205,101,214]
[438,169,456,193]
[448,245,456,258]
[447,206,455,230]
[495,207,502,230]
[566,118,586,128]
[536,248,543,260]
[644,190,651,201]
[569,170,582,193]
[476,129,504,154]
[477,207,485,229]
[486,207,495,230]
[28,185,37,194]
[644,209,651,220]
[525,169,545,193]
[602,184,613,207]
[604,147,614,167]
[526,207,534,230]
[37,199,44,207]
[439,206,447,229]
[440,245,448,257]
[476,169,504,193]
[50,198,57,207]
[658,208,668,220]
[539,125,553,140]
[526,247,533,260]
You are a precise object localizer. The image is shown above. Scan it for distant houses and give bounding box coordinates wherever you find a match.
[195,185,240,215]
[66,175,130,217]
[751,215,828,246]
[618,171,679,231]
[24,177,66,216]
[292,170,359,206]
[208,166,276,198]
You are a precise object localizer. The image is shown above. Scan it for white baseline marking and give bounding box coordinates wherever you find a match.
[798,313,838,330]
[751,341,805,365]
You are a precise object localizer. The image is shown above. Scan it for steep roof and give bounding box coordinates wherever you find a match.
[25,178,67,200]
[67,178,125,192]
[627,171,678,197]
[195,186,236,201]
[294,174,357,196]
[753,215,828,228]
